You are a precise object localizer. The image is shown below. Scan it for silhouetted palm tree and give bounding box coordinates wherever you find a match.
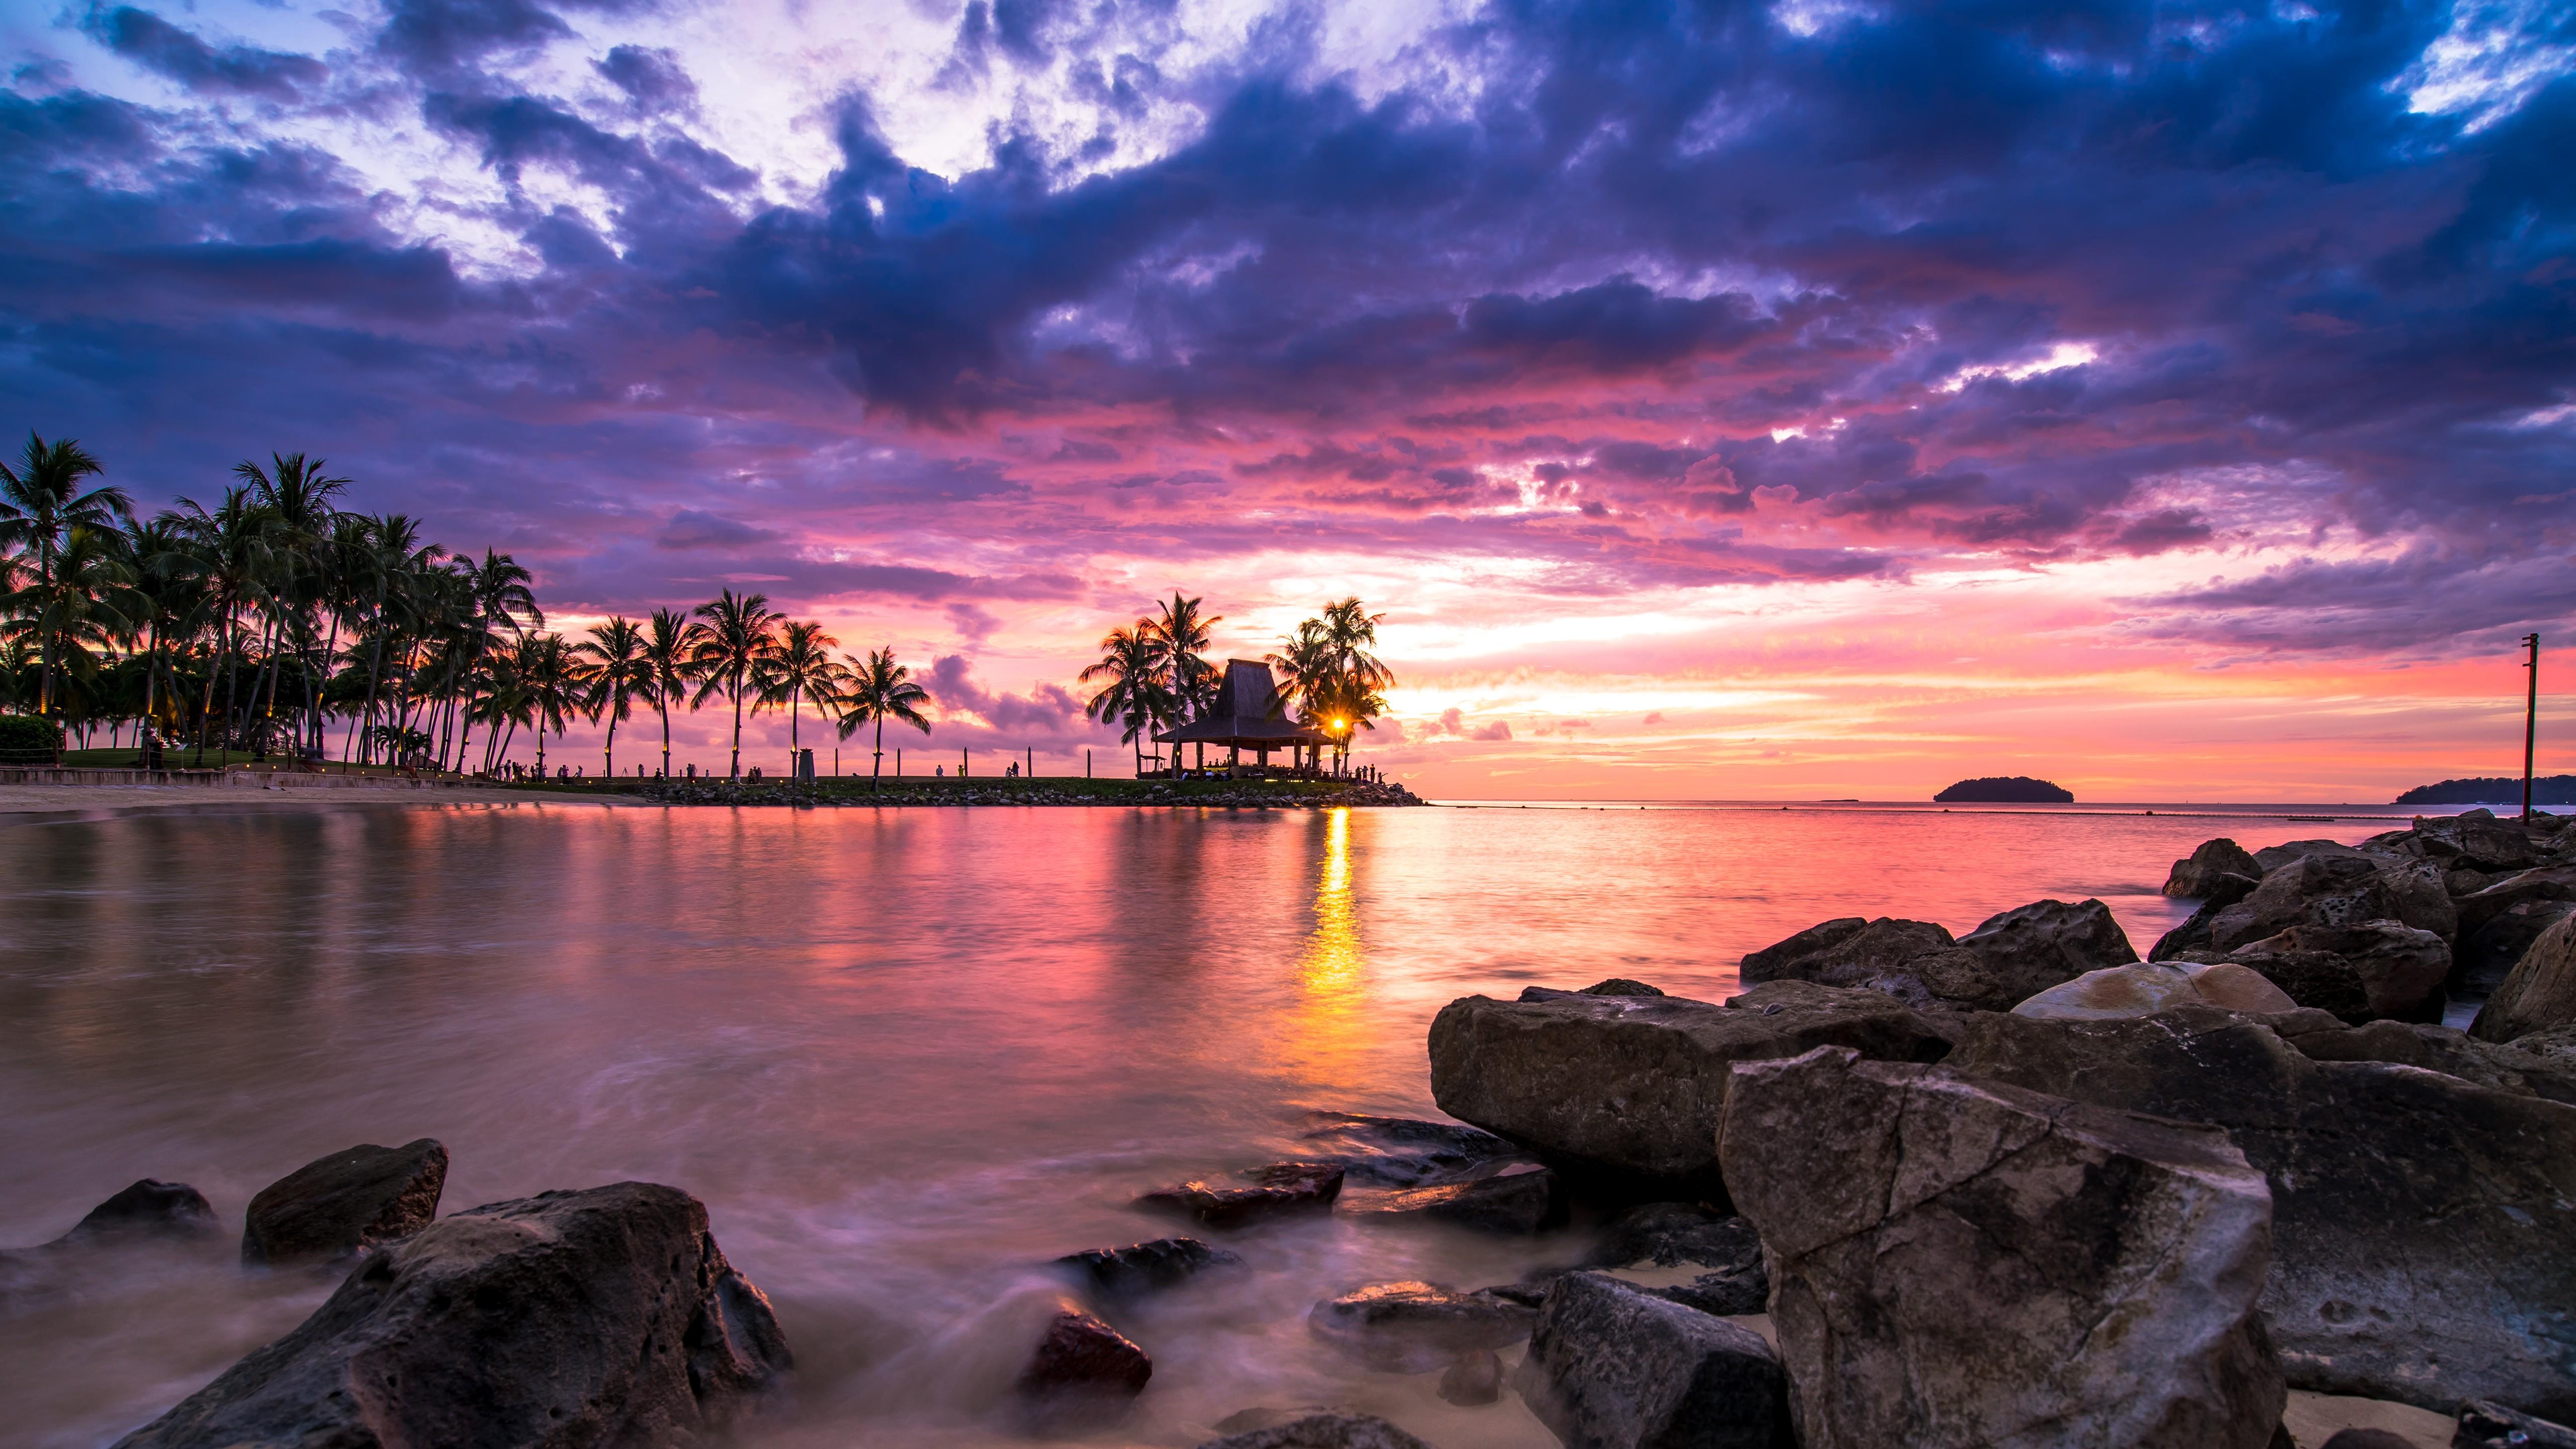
[520,633,582,778]
[574,615,653,777]
[689,589,783,779]
[2,527,143,722]
[1082,620,1174,777]
[755,618,845,777]
[0,434,132,721]
[1150,592,1220,777]
[450,549,541,775]
[835,647,932,789]
[641,606,699,777]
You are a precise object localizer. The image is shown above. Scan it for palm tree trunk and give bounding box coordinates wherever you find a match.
[659,696,672,777]
[729,668,744,778]
[873,711,885,790]
[603,690,619,777]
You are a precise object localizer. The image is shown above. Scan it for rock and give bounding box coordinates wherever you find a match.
[1306,1281,1535,1372]
[2472,912,2576,1042]
[1137,1163,1345,1228]
[1055,1237,1243,1297]
[2422,810,2544,871]
[113,1181,790,1448]
[1523,978,1669,1000]
[1509,1271,1793,1449]
[2151,894,2234,959]
[2455,1400,2576,1448]
[1298,1113,1523,1187]
[240,1138,447,1266]
[1582,1202,1762,1271]
[62,1180,219,1243]
[2456,899,2576,993]
[2315,1432,2416,1449]
[1646,1266,1769,1318]
[2227,920,2451,1023]
[1947,898,2140,1009]
[2511,1023,2576,1064]
[2013,960,2299,1019]
[1017,1309,1151,1426]
[2453,867,2576,938]
[1196,1412,1436,1449]
[1719,1045,2284,1449]
[1737,917,1866,978]
[1738,916,1957,1003]
[1341,1164,1563,1234]
[2253,839,2371,872]
[2285,1018,2576,1106]
[1945,1009,2576,1419]
[1211,1406,1355,1434]
[1436,1349,1503,1406]
[2168,838,2265,899]
[1427,984,1955,1191]
[2211,855,2455,955]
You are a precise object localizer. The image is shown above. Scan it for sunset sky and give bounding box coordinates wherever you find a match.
[3,0,2570,799]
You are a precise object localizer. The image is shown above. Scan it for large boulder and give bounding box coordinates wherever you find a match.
[1196,1413,1436,1449]
[2166,838,2265,900]
[1720,1046,2284,1449]
[2012,961,2297,1020]
[1055,1237,1243,1298]
[115,1181,791,1448]
[1510,1271,1792,1449]
[1427,983,1955,1192]
[1306,1281,1534,1372]
[1738,917,1959,1004]
[1018,1309,1151,1427]
[2252,839,2370,872]
[2224,920,2451,1023]
[62,1180,220,1244]
[2283,1018,2576,1106]
[2470,912,2576,1043]
[240,1138,447,1266]
[2453,867,2576,938]
[1948,898,2139,1009]
[2411,811,2544,872]
[2208,856,2455,955]
[2456,899,2576,994]
[1945,1009,2576,1418]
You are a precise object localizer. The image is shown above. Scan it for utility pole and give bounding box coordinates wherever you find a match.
[2524,633,2541,822]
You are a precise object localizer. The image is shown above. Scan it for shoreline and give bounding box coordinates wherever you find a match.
[0,781,648,820]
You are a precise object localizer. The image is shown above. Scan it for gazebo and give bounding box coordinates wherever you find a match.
[1155,660,1336,776]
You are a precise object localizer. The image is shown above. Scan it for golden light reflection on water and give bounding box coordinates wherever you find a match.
[1282,807,1370,1091]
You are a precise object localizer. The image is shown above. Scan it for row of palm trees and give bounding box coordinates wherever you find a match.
[1080,593,1391,775]
[0,433,939,783]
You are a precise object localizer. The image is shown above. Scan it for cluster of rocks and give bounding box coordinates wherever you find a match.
[624,778,1427,809]
[1394,808,2576,1447]
[6,1138,790,1447]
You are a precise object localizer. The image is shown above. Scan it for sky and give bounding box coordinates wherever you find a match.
[3,0,2572,800]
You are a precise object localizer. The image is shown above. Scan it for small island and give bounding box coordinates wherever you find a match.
[2394,775,2576,806]
[1935,776,2074,803]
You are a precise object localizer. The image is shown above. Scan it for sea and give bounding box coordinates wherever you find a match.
[0,799,2428,1446]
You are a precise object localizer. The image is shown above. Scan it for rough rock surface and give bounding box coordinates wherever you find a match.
[1055,1237,1243,1298]
[1945,1009,2576,1419]
[1522,978,1669,1001]
[2252,839,2370,872]
[1738,916,1958,1004]
[1137,1164,1344,1228]
[2209,855,2454,955]
[2225,920,2451,1023]
[1195,1413,1436,1449]
[1017,1309,1151,1425]
[1436,1349,1502,1406]
[1720,1046,2284,1449]
[1583,1203,1763,1271]
[240,1138,448,1266]
[1306,1281,1535,1372]
[2282,1018,2576,1105]
[1950,898,2140,1008]
[2453,866,2576,938]
[1510,1271,1792,1449]
[2013,960,2297,1019]
[2457,899,2576,993]
[2471,912,2576,1043]
[1428,984,1954,1190]
[2455,1400,2576,1448]
[2406,811,2545,872]
[2167,838,2264,899]
[115,1181,791,1449]
[62,1180,220,1243]
[1340,1164,1562,1234]
[2513,1023,2576,1064]
[1646,1267,1770,1319]
[1299,1113,1521,1187]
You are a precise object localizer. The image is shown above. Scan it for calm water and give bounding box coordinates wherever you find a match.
[0,800,2402,1447]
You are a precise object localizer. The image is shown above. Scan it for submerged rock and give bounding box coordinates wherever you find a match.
[1436,1349,1503,1406]
[61,1180,219,1244]
[1197,1413,1436,1449]
[1017,1309,1151,1428]
[114,1181,790,1448]
[1946,1009,2576,1419]
[2166,838,2264,900]
[1306,1281,1535,1373]
[1137,1163,1344,1229]
[1340,1164,1563,1234]
[1054,1237,1243,1298]
[1510,1271,1792,1449]
[2471,912,2576,1043]
[1720,1046,2284,1449]
[240,1138,447,1266]
[1298,1113,1523,1187]
[2011,960,2297,1019]
[1427,983,1953,1192]
[1582,1202,1762,1272]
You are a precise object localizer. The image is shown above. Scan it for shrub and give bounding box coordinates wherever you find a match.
[0,712,63,764]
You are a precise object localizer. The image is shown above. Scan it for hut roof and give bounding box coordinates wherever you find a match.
[1157,659,1333,746]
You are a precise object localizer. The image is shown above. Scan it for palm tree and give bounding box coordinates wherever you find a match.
[754,619,845,777]
[573,615,654,777]
[689,589,782,778]
[1149,591,1220,778]
[232,453,348,755]
[115,515,196,745]
[449,550,541,775]
[1081,620,1175,777]
[834,646,932,790]
[1,526,143,725]
[169,487,277,764]
[0,434,132,722]
[640,606,699,777]
[519,633,583,778]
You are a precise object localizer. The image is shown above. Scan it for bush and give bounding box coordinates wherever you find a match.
[0,713,64,765]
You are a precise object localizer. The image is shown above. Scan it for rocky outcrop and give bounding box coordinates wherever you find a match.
[1944,1009,2576,1419]
[1196,1413,1437,1449]
[60,1180,219,1244]
[2012,961,2297,1019]
[2456,1400,2576,1448]
[2471,912,2576,1043]
[1340,1164,1563,1234]
[1510,1271,1792,1449]
[1427,983,1954,1191]
[2456,899,2576,994]
[1738,916,1959,1005]
[2453,866,2576,938]
[1018,1310,1151,1427]
[2251,839,2369,872]
[1719,1046,2284,1449]
[2166,838,2264,901]
[1055,1237,1242,1298]
[1137,1163,1344,1228]
[1299,1113,1523,1187]
[2401,810,2545,872]
[2223,920,2451,1023]
[1306,1281,1534,1373]
[240,1138,447,1266]
[1583,1202,1762,1270]
[1741,902,2134,1012]
[115,1181,790,1448]
[1522,978,1668,1001]
[1948,898,2138,1009]
[2207,854,2454,954]
[2283,1018,2576,1106]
